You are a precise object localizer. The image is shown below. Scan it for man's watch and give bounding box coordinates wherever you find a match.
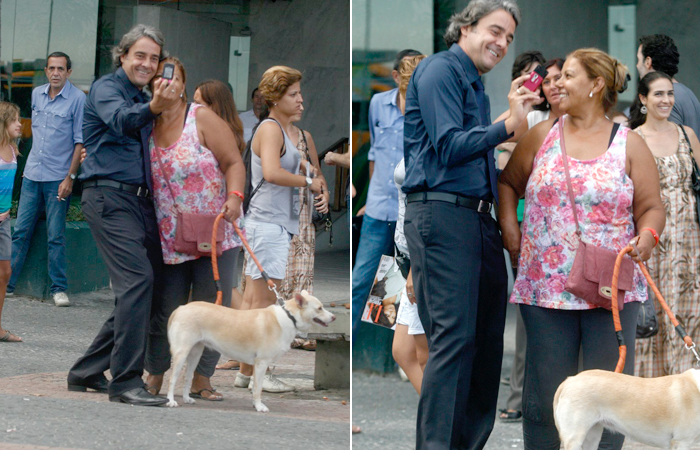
[305,176,312,187]
[69,173,76,180]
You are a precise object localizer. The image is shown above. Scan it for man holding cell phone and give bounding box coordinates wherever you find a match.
[402,0,541,448]
[67,24,180,407]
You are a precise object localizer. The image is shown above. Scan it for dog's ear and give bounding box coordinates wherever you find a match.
[295,292,306,307]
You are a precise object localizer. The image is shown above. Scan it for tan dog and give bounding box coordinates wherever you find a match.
[165,290,335,412]
[554,369,700,449]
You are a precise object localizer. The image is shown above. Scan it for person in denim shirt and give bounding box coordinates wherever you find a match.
[351,49,421,338]
[7,52,85,307]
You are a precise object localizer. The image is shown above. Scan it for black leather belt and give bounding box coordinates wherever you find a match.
[82,179,150,198]
[406,191,492,213]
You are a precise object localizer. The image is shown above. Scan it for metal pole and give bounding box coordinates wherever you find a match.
[46,0,54,57]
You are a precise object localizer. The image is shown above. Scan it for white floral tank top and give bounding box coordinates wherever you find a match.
[149,103,242,264]
[510,116,647,309]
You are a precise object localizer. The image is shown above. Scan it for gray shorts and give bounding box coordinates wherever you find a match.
[244,219,291,280]
[0,219,10,260]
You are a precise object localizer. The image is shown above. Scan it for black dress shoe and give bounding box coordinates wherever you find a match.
[109,387,168,406]
[67,377,109,393]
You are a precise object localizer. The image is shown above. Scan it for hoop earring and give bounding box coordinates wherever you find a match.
[641,105,647,114]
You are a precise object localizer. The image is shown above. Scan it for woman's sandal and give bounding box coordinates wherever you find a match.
[190,388,223,401]
[0,330,22,342]
[498,408,522,422]
[215,360,240,370]
[302,339,317,351]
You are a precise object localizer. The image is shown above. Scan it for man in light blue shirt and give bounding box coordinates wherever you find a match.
[8,52,85,306]
[351,49,421,337]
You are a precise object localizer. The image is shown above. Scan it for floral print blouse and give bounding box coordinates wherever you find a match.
[149,103,242,264]
[510,116,647,309]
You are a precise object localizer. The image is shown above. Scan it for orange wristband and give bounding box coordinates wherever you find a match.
[228,190,244,201]
[641,227,659,247]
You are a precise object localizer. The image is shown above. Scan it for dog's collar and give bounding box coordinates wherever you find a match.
[280,304,298,329]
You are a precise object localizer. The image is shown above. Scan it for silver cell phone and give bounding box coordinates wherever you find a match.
[162,63,175,80]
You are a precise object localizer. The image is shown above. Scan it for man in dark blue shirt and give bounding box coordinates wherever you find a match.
[67,24,180,407]
[402,1,539,448]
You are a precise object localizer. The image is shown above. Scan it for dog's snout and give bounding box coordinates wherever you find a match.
[330,314,336,322]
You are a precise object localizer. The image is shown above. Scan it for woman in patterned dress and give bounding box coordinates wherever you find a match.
[498,49,665,450]
[143,58,246,401]
[278,124,330,301]
[630,71,700,377]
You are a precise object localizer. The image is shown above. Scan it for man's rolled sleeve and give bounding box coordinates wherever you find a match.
[72,95,85,145]
[367,96,378,161]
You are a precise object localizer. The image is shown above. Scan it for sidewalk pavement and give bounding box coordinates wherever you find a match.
[351,300,688,450]
[0,250,350,450]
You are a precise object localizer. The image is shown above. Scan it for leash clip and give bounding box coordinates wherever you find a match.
[685,342,700,367]
[268,284,285,307]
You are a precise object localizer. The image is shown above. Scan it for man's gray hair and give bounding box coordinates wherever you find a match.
[444,0,521,47]
[112,24,167,67]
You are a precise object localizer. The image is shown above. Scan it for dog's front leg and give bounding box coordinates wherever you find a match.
[252,360,269,413]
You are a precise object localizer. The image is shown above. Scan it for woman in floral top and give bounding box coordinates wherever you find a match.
[498,49,665,450]
[143,58,245,402]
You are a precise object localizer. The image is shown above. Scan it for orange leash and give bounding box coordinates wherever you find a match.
[610,243,700,373]
[210,213,284,306]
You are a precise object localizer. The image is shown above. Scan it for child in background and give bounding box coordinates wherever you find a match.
[0,102,22,342]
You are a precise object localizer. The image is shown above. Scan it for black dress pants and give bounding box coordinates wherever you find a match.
[404,200,508,450]
[68,186,163,397]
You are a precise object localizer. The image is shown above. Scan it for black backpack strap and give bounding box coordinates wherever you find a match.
[245,118,289,209]
[249,179,265,201]
[607,123,620,148]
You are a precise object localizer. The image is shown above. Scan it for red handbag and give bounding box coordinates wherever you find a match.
[558,118,634,311]
[173,212,224,257]
[154,123,225,258]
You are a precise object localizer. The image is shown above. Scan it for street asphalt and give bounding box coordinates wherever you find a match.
[0,250,350,450]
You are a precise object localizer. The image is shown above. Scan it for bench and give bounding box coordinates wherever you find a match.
[306,305,350,389]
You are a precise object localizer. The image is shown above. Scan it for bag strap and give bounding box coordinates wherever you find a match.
[558,118,620,236]
[153,103,196,214]
[153,142,181,215]
[249,118,287,202]
[299,128,310,160]
[558,117,582,236]
[679,124,697,159]
[299,128,313,186]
